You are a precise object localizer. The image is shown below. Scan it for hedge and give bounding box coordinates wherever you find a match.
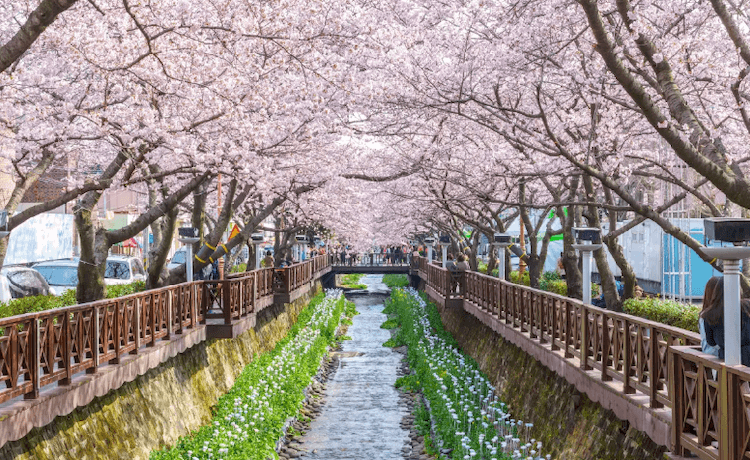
[0,280,146,321]
[623,297,700,333]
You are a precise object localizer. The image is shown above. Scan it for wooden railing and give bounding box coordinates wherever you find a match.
[0,255,330,407]
[274,255,329,293]
[670,346,750,459]
[414,256,740,457]
[0,281,204,404]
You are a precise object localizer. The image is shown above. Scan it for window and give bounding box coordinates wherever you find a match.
[172,251,186,264]
[34,266,78,286]
[105,261,131,280]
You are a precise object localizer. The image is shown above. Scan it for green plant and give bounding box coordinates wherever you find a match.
[340,273,367,289]
[623,297,700,332]
[0,280,146,321]
[380,318,399,329]
[382,274,409,288]
[394,374,421,392]
[386,288,547,459]
[230,263,247,273]
[509,270,530,286]
[150,291,348,460]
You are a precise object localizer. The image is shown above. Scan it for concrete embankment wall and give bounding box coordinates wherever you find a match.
[0,284,321,460]
[436,303,668,460]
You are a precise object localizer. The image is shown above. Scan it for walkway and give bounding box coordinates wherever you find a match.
[298,275,410,459]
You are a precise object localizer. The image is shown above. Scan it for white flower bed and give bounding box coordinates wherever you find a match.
[152,289,346,460]
[395,288,550,460]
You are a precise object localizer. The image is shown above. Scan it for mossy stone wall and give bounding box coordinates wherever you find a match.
[0,285,320,460]
[437,304,669,460]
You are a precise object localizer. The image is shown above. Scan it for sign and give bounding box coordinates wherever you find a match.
[229,224,240,241]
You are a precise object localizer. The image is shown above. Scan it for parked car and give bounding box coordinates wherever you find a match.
[34,256,146,295]
[32,258,79,296]
[0,265,51,302]
[167,247,188,270]
[105,255,146,285]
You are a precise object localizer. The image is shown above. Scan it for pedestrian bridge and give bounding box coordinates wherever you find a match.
[0,254,744,459]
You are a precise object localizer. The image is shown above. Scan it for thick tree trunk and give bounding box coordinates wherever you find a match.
[75,209,107,303]
[146,208,178,288]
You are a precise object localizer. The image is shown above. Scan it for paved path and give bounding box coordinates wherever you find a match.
[298,275,409,460]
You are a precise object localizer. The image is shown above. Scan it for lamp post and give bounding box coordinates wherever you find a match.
[493,232,512,280]
[0,211,9,240]
[703,218,750,366]
[177,227,201,282]
[439,235,451,266]
[251,232,265,269]
[424,237,435,263]
[295,234,308,262]
[572,227,602,305]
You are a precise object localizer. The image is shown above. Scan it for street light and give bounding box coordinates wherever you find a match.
[177,227,201,282]
[703,218,750,366]
[251,232,265,269]
[295,234,308,261]
[0,211,9,239]
[572,227,602,305]
[493,232,512,280]
[439,234,451,267]
[424,236,436,262]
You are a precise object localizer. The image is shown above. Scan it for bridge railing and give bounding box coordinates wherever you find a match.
[670,346,750,459]
[330,252,411,266]
[414,256,729,456]
[0,255,330,407]
[0,280,205,404]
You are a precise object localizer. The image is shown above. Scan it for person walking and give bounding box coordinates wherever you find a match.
[263,251,274,268]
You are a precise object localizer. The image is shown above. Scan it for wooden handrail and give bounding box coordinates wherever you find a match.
[413,256,745,459]
[0,255,332,406]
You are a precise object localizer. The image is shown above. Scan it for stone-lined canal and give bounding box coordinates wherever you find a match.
[296,275,410,460]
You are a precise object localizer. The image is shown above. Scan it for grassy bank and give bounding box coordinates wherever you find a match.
[340,273,367,289]
[383,288,548,460]
[382,274,409,288]
[150,290,354,460]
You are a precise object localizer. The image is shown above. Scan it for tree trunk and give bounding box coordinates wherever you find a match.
[583,175,621,311]
[604,188,638,300]
[75,209,107,303]
[146,208,177,288]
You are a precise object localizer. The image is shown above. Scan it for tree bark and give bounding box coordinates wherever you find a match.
[0,0,80,73]
[583,174,621,311]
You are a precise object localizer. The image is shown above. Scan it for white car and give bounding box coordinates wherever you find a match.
[32,258,79,296]
[105,255,146,285]
[34,256,146,295]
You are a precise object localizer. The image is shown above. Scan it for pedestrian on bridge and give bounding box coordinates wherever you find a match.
[263,251,274,268]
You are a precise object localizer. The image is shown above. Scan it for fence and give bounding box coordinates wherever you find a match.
[415,256,750,458]
[0,255,330,406]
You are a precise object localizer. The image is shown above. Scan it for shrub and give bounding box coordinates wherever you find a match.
[382,274,409,288]
[106,281,147,299]
[340,273,365,288]
[623,297,699,333]
[230,263,247,273]
[0,280,147,320]
[509,270,530,286]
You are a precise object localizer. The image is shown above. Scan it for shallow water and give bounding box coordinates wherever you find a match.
[298,274,409,459]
